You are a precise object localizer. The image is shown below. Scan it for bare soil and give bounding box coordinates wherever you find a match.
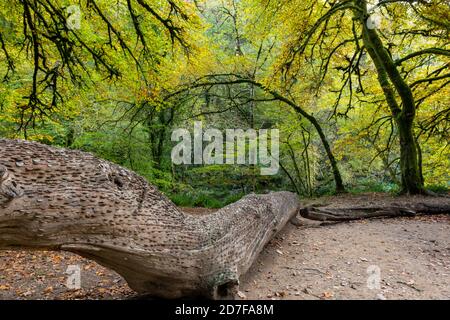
[0,193,449,300]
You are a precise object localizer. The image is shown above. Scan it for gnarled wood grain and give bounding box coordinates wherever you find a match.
[0,139,300,299]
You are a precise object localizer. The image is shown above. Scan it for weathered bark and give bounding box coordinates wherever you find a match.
[299,203,450,222]
[0,139,300,299]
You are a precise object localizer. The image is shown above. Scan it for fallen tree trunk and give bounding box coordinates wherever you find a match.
[299,203,450,222]
[0,139,300,299]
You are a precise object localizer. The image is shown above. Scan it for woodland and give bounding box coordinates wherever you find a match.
[0,0,449,300]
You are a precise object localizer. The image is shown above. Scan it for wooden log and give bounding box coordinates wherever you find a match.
[0,139,300,299]
[299,203,450,222]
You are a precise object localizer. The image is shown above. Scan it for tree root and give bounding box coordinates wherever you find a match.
[298,203,450,222]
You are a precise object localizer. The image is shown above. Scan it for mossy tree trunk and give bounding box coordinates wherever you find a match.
[355,0,424,194]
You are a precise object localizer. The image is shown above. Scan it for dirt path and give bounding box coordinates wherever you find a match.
[240,215,449,300]
[0,194,449,300]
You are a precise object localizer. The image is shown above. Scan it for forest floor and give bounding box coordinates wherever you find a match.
[0,193,449,300]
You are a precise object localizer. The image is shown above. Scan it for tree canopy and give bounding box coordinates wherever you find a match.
[0,0,448,201]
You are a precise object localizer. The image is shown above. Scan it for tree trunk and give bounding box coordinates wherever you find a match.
[309,117,346,194]
[398,119,423,194]
[356,0,425,194]
[264,87,346,194]
[0,139,300,299]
